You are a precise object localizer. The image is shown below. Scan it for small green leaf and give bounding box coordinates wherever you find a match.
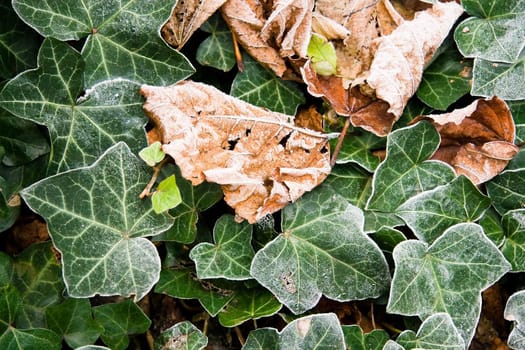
[387,223,511,345]
[0,284,21,333]
[22,143,174,300]
[196,13,236,72]
[504,290,525,349]
[397,176,491,243]
[0,328,61,350]
[486,167,525,215]
[155,321,208,350]
[251,188,390,314]
[332,130,384,172]
[307,33,337,76]
[479,207,505,247]
[93,299,151,350]
[46,298,102,349]
[394,313,465,350]
[138,142,165,167]
[190,215,255,280]
[218,288,282,327]
[231,55,305,115]
[501,209,525,271]
[342,325,389,350]
[367,121,455,212]
[152,175,182,214]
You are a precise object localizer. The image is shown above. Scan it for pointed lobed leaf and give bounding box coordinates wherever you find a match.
[470,58,525,100]
[242,328,279,350]
[387,223,511,345]
[251,188,390,314]
[21,143,173,300]
[320,164,372,209]
[0,38,148,174]
[397,175,491,243]
[486,168,525,215]
[0,328,61,350]
[0,285,21,334]
[196,13,236,72]
[509,100,525,143]
[501,209,525,271]
[341,325,389,350]
[504,290,525,349]
[367,121,455,212]
[151,175,182,214]
[332,130,384,172]
[138,141,165,167]
[190,215,255,280]
[13,0,195,86]
[155,321,208,350]
[231,55,305,115]
[93,299,151,350]
[479,207,505,247]
[218,288,282,327]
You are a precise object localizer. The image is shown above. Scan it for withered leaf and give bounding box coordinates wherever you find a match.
[140,81,331,224]
[162,0,228,50]
[416,97,519,184]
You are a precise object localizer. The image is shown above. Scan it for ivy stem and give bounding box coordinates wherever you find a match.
[232,32,245,72]
[139,158,168,199]
[330,116,352,167]
[234,326,245,346]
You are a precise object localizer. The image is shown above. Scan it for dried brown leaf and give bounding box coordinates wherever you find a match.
[140,81,331,223]
[416,97,519,184]
[162,0,227,49]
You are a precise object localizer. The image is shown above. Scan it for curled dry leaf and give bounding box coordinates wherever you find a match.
[415,97,519,184]
[162,0,228,49]
[140,81,331,224]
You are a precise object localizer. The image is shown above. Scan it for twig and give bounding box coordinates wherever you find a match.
[139,158,168,199]
[234,326,245,346]
[330,116,352,167]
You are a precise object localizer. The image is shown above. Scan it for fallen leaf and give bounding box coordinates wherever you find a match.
[140,81,331,224]
[162,0,228,50]
[416,97,519,184]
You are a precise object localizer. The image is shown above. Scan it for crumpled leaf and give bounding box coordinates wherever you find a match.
[504,289,525,349]
[303,1,464,136]
[162,0,228,50]
[387,223,511,345]
[416,97,519,184]
[21,143,174,301]
[140,81,331,224]
[155,321,208,350]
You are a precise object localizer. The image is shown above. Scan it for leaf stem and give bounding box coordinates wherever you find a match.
[232,32,245,72]
[139,158,168,199]
[234,326,245,346]
[330,116,352,167]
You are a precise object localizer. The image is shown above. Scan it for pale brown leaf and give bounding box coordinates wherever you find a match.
[416,97,519,184]
[140,81,331,223]
[162,0,227,50]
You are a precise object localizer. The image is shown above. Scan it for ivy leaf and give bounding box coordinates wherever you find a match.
[21,143,174,301]
[151,175,182,214]
[76,346,110,350]
[0,327,61,350]
[218,288,282,327]
[230,54,305,115]
[504,290,525,349]
[196,13,236,72]
[155,268,234,316]
[471,58,525,99]
[138,142,165,167]
[369,228,407,266]
[321,164,372,209]
[190,215,255,280]
[251,188,390,314]
[242,313,345,350]
[13,0,194,86]
[479,207,505,247]
[509,100,525,143]
[0,38,148,174]
[155,321,208,350]
[45,298,102,349]
[92,300,151,350]
[387,223,511,345]
[307,33,337,76]
[332,129,384,172]
[397,176,491,243]
[501,209,525,271]
[486,167,525,215]
[341,325,389,350]
[0,284,20,334]
[367,121,455,212]
[390,313,464,350]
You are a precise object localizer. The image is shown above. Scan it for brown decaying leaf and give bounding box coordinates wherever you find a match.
[415,97,519,185]
[140,81,331,224]
[162,0,228,50]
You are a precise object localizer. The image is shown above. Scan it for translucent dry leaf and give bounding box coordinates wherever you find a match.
[140,81,331,224]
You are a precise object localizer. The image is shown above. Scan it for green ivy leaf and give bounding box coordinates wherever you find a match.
[0,176,20,233]
[218,288,282,327]
[390,313,464,350]
[500,209,525,271]
[321,164,372,209]
[341,325,389,350]
[387,223,511,345]
[509,100,525,143]
[0,38,148,174]
[504,290,525,349]
[231,55,305,115]
[486,167,525,215]
[307,33,337,76]
[0,2,39,79]
[155,268,234,316]
[0,327,61,350]
[251,188,390,314]
[242,313,345,350]
[196,13,235,72]
[155,321,208,350]
[369,228,407,266]
[367,121,455,212]
[0,284,21,334]
[45,298,102,349]
[13,0,194,86]
[479,207,505,247]
[397,176,491,243]
[138,142,165,167]
[92,299,151,350]
[21,143,174,300]
[76,346,111,350]
[190,215,255,280]
[332,130,384,172]
[152,175,182,214]
[471,58,525,99]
